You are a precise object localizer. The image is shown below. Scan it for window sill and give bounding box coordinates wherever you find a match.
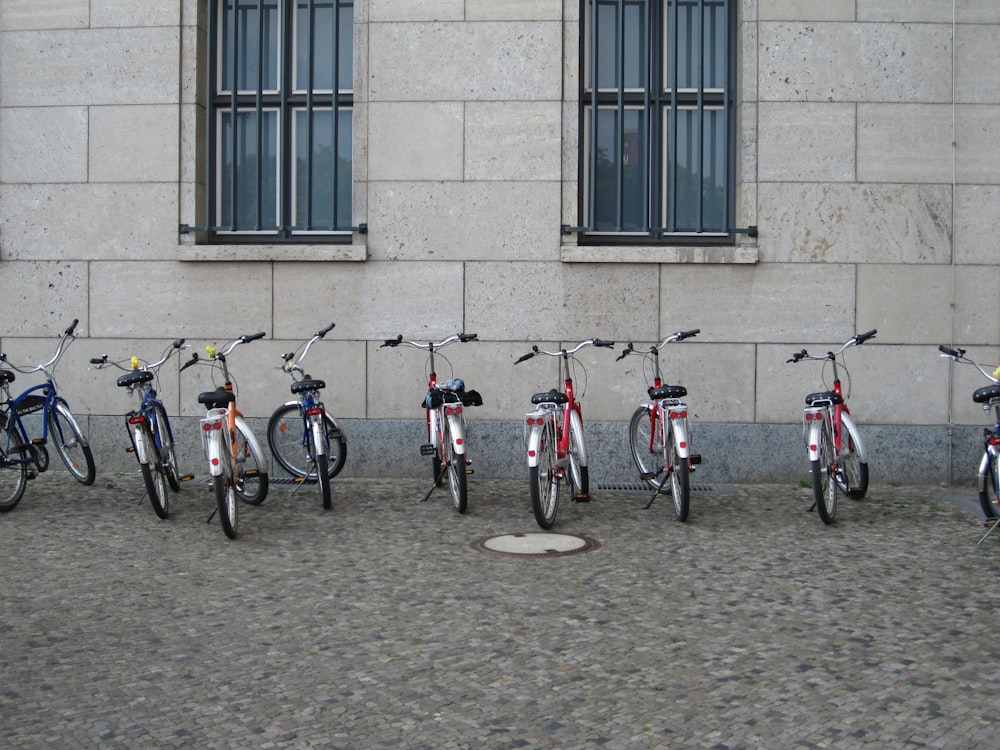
[178,243,368,262]
[560,244,758,264]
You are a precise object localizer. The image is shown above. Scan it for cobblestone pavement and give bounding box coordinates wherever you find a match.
[2,471,999,749]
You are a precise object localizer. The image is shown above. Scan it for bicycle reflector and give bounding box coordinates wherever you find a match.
[128,415,146,425]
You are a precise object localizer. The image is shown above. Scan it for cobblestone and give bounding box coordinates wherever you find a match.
[1,472,998,748]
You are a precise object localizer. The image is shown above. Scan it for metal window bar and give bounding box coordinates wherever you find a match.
[255,0,265,232]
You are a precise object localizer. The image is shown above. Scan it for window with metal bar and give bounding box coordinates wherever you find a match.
[206,0,353,242]
[579,0,735,244]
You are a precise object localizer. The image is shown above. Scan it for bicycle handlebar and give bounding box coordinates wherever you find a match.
[617,329,700,360]
[380,332,478,350]
[281,323,337,374]
[91,339,188,372]
[515,338,615,364]
[786,329,878,364]
[938,344,1000,384]
[1,319,84,375]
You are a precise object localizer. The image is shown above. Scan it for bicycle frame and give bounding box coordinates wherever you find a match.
[524,355,587,472]
[800,345,868,466]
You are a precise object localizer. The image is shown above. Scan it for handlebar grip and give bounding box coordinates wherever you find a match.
[381,335,402,348]
[593,339,615,348]
[680,328,701,339]
[242,331,266,343]
[855,329,877,344]
[317,322,336,337]
[65,319,79,336]
[938,344,963,358]
[172,339,185,349]
[786,349,807,363]
[459,333,478,342]
[89,357,106,365]
[515,352,534,364]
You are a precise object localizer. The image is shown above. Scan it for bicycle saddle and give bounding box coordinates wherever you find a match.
[0,370,14,384]
[198,388,234,409]
[974,384,1000,404]
[117,371,154,388]
[531,389,568,405]
[291,378,325,394]
[649,384,687,400]
[805,391,843,406]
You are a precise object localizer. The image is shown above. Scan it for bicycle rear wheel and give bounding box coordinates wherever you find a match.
[267,404,347,479]
[529,419,559,529]
[151,404,181,491]
[667,430,690,522]
[441,415,468,514]
[49,402,95,485]
[215,474,239,539]
[629,405,667,490]
[813,425,837,524]
[0,429,29,512]
[137,424,169,519]
[234,418,268,506]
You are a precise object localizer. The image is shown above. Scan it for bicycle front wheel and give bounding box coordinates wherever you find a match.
[667,430,691,522]
[812,426,837,524]
[529,419,559,529]
[0,429,29,512]
[441,415,468,514]
[234,418,269,506]
[979,448,1000,520]
[138,425,169,519]
[836,419,869,500]
[567,409,589,500]
[267,404,347,479]
[629,405,667,490]
[214,474,239,539]
[151,404,181,492]
[49,402,95,485]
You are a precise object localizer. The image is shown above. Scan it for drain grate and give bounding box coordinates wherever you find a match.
[470,532,601,558]
[597,481,715,493]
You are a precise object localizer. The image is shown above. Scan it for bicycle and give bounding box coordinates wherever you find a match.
[0,371,32,512]
[0,319,96,491]
[90,340,190,519]
[380,332,481,513]
[267,322,348,510]
[516,337,614,529]
[181,332,269,539]
[617,329,702,521]
[787,329,876,524]
[937,345,1000,531]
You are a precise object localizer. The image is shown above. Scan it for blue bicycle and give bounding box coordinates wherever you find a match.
[0,319,96,500]
[266,323,347,510]
[91,340,189,518]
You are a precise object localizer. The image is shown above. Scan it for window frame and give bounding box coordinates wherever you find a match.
[576,0,738,246]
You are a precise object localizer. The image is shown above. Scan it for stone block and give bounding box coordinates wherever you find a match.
[859,0,1000,23]
[0,262,88,336]
[368,102,463,181]
[759,23,952,103]
[758,182,952,264]
[466,0,562,21]
[953,266,1000,347]
[956,106,1000,184]
[368,22,561,101]
[0,0,87,30]
[273,261,464,341]
[368,181,559,261]
[949,351,1000,425]
[954,185,1000,265]
[465,102,561,181]
[89,261,272,339]
[369,0,464,22]
[856,265,954,344]
[90,1,179,27]
[659,264,855,343]
[758,102,855,182]
[858,104,953,183]
[956,24,1000,104]
[759,0,855,21]
[0,183,178,260]
[0,106,88,183]
[89,105,179,182]
[465,261,658,342]
[0,28,180,107]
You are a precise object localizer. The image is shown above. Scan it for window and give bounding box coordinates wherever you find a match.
[207,0,353,242]
[579,0,735,243]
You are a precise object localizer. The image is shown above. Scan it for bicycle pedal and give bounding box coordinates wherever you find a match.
[465,468,475,475]
[243,469,259,477]
[986,519,998,528]
[639,472,655,481]
[31,438,46,445]
[125,447,136,453]
[179,474,195,482]
[574,493,591,502]
[689,454,702,465]
[419,443,436,456]
[26,469,37,480]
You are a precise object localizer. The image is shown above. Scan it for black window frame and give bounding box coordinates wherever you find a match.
[205,0,355,244]
[577,0,737,246]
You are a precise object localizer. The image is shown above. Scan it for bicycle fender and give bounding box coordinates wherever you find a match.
[568,409,588,466]
[806,421,823,462]
[310,414,329,454]
[131,423,151,465]
[233,414,267,468]
[53,400,90,448]
[201,409,228,477]
[670,417,691,459]
[978,449,996,494]
[526,423,545,468]
[838,411,866,462]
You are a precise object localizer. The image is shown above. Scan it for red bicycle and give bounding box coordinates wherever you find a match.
[516,338,614,528]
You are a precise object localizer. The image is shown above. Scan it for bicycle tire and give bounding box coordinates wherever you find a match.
[138,425,169,519]
[0,429,29,512]
[441,415,468,514]
[979,448,1000,520]
[214,474,239,539]
[151,404,181,492]
[567,409,589,500]
[267,403,347,480]
[316,452,332,509]
[629,406,667,490]
[48,402,96,485]
[836,418,869,500]
[813,425,837,524]
[529,419,559,529]
[233,416,268,506]
[666,426,690,521]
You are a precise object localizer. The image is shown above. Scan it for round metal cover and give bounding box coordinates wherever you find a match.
[470,532,600,558]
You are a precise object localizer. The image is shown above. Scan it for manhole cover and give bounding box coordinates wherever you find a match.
[470,532,600,558]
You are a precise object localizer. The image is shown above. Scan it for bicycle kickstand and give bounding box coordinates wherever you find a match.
[420,463,448,504]
[978,518,1000,546]
[645,478,668,510]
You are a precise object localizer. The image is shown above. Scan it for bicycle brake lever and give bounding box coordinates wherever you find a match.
[180,353,200,371]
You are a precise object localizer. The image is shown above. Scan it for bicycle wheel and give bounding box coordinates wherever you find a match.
[214,473,239,539]
[836,419,869,500]
[233,418,268,506]
[0,429,29,512]
[529,419,559,529]
[812,424,837,524]
[151,404,181,492]
[315,451,332,510]
[629,405,667,490]
[667,427,691,522]
[567,409,589,500]
[137,424,169,519]
[267,404,347,479]
[48,402,96,485]
[979,448,1000,520]
[441,415,468,513]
